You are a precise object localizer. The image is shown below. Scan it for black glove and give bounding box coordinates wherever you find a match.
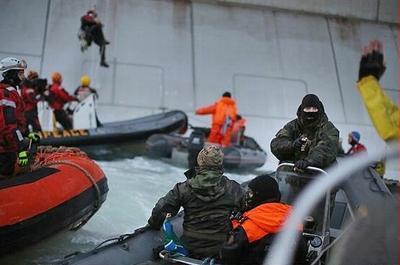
[359,46,386,81]
[294,160,310,170]
[293,137,306,151]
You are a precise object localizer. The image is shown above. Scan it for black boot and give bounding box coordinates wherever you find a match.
[100,61,109,67]
[99,45,109,67]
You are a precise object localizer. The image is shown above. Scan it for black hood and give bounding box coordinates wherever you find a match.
[296,94,325,127]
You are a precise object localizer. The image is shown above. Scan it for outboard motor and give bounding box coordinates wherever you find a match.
[187,129,205,168]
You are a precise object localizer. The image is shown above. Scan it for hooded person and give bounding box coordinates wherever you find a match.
[270,94,339,170]
[148,145,243,258]
[220,175,307,265]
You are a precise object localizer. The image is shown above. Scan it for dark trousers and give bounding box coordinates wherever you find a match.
[25,110,42,132]
[54,109,73,130]
[0,152,17,176]
[83,24,107,63]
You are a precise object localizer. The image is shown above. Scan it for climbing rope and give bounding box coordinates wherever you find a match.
[31,146,102,230]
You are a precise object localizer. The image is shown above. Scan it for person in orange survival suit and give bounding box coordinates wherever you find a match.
[231,114,246,145]
[220,175,307,265]
[195,92,237,147]
[47,72,77,130]
[0,57,30,176]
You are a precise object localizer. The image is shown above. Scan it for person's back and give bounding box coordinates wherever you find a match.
[270,94,339,170]
[148,145,243,258]
[196,92,238,147]
[220,175,307,265]
[48,73,75,110]
[48,72,76,130]
[213,97,237,126]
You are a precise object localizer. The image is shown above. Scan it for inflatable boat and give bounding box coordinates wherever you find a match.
[52,163,381,265]
[0,146,108,255]
[38,95,187,147]
[38,110,188,148]
[146,129,266,170]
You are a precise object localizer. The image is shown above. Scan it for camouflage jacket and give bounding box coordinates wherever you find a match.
[148,167,243,257]
[270,113,339,169]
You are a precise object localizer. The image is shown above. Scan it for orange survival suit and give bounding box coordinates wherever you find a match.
[196,96,237,147]
[231,116,246,145]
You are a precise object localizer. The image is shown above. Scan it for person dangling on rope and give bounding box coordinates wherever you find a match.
[80,10,110,68]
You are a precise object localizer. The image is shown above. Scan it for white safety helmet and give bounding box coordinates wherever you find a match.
[0,57,27,73]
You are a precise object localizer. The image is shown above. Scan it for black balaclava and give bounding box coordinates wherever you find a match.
[244,174,281,211]
[299,94,322,125]
[2,69,23,87]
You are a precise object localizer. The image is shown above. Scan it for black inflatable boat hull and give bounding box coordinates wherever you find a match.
[146,133,267,170]
[51,213,184,265]
[39,111,188,147]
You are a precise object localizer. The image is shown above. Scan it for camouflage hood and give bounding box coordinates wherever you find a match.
[188,166,226,202]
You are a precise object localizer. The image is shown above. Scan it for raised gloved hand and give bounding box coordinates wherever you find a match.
[18,151,29,167]
[294,159,310,170]
[28,132,41,144]
[359,40,386,81]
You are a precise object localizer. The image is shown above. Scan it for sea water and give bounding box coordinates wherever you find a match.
[0,157,261,265]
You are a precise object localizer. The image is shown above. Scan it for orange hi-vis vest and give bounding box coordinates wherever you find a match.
[232,203,292,243]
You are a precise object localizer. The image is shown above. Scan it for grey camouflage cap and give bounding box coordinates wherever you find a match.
[197,145,224,167]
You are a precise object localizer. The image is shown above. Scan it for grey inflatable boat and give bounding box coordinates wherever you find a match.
[146,129,267,170]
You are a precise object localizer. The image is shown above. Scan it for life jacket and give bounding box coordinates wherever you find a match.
[48,83,75,110]
[231,118,246,144]
[0,83,24,152]
[21,85,38,112]
[232,202,292,243]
